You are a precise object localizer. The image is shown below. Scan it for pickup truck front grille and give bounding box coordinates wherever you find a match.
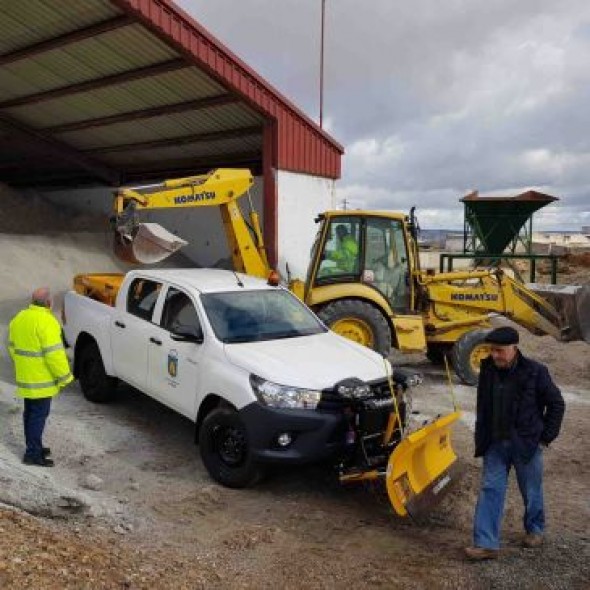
[318,378,393,411]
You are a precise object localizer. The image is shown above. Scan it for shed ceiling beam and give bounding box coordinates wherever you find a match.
[122,151,262,182]
[0,170,103,187]
[0,15,135,67]
[0,59,187,109]
[0,114,120,185]
[45,94,241,134]
[86,125,262,154]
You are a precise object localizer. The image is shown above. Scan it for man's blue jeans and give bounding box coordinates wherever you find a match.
[23,397,52,461]
[474,440,544,549]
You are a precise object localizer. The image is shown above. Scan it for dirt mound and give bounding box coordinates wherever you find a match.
[564,251,590,268]
[0,183,109,234]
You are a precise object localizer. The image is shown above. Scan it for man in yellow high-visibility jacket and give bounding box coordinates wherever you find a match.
[8,287,73,467]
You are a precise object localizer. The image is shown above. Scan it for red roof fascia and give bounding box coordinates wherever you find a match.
[111,0,343,178]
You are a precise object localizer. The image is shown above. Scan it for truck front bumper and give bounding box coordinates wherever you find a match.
[239,402,347,464]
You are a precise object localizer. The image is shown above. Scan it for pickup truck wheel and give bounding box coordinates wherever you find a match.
[78,342,117,403]
[199,408,263,488]
[317,300,391,356]
[451,329,491,385]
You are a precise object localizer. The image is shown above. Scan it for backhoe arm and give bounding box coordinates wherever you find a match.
[420,269,588,342]
[113,168,270,277]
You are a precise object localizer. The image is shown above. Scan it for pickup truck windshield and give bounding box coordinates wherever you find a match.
[201,289,327,343]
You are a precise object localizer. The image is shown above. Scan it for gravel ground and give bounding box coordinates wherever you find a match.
[0,201,588,588]
[0,358,588,589]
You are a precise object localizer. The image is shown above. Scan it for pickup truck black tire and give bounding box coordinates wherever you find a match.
[450,329,491,386]
[78,342,118,403]
[199,407,263,489]
[317,299,391,357]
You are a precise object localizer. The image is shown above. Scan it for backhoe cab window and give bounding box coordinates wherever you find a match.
[317,218,361,279]
[364,218,409,311]
[202,289,326,344]
[127,278,162,321]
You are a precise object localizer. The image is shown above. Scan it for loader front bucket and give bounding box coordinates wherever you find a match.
[114,223,188,265]
[385,411,462,518]
[527,283,590,343]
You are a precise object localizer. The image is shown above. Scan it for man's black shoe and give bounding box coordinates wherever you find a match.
[23,456,54,467]
[42,447,51,458]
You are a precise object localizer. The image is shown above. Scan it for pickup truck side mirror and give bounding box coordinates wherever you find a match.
[170,325,204,344]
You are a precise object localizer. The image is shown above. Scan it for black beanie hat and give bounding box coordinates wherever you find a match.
[485,326,519,345]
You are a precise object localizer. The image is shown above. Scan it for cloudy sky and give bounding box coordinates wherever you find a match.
[178,0,590,230]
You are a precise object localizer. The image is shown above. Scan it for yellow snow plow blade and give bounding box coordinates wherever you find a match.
[114,222,188,265]
[386,411,462,517]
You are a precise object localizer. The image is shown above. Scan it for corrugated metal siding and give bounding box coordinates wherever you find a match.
[61,102,262,150]
[100,135,261,165]
[112,0,343,179]
[0,0,119,55]
[61,105,261,149]
[0,24,180,104]
[7,66,230,129]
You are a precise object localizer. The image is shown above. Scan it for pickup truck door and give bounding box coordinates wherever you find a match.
[111,277,163,390]
[146,286,204,419]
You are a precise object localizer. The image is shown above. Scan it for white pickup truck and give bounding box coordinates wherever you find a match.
[63,268,401,488]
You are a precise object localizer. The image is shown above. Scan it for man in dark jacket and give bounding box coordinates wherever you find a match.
[464,326,565,561]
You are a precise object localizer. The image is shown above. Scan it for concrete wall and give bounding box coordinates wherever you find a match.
[275,170,335,279]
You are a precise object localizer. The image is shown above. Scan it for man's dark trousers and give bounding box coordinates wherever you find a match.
[23,397,52,462]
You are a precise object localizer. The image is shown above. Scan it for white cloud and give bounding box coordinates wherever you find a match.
[178,0,590,229]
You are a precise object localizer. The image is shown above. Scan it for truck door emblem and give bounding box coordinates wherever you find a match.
[168,349,178,378]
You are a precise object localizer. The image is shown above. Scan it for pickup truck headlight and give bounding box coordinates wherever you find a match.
[250,375,322,410]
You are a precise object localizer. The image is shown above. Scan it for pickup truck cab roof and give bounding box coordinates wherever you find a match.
[124,268,274,294]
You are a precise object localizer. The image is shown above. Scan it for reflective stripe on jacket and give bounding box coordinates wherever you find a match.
[8,304,73,399]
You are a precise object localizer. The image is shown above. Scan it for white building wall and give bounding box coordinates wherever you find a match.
[39,178,264,268]
[275,170,336,279]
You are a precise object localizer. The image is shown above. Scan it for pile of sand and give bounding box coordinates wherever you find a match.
[0,183,109,234]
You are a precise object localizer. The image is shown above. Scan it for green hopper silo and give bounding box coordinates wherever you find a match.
[461,190,558,256]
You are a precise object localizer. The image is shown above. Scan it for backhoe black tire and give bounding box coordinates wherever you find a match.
[317,299,391,357]
[199,408,264,489]
[78,342,118,403]
[450,329,492,386]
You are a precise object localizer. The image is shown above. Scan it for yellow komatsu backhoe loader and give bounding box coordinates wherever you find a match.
[110,168,589,387]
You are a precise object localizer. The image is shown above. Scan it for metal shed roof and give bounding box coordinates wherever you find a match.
[0,0,343,187]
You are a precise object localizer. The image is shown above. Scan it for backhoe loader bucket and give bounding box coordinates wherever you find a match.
[114,223,188,265]
[527,283,590,343]
[385,411,462,518]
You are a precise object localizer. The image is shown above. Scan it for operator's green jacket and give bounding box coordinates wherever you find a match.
[8,304,73,399]
[329,235,359,273]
